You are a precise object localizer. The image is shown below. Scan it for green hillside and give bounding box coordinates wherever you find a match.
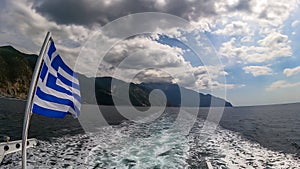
[0,46,37,99]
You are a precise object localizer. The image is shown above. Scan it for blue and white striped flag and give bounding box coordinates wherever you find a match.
[31,38,81,118]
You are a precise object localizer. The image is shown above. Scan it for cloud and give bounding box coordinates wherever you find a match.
[283,66,300,77]
[215,0,298,66]
[226,0,252,12]
[91,35,234,90]
[103,36,185,69]
[0,0,91,59]
[243,66,273,76]
[213,21,251,36]
[253,0,299,26]
[216,0,299,27]
[266,80,300,91]
[134,68,174,83]
[258,32,290,47]
[291,20,299,27]
[28,0,300,39]
[192,65,233,90]
[1,0,297,58]
[28,0,300,31]
[219,32,292,63]
[30,0,218,27]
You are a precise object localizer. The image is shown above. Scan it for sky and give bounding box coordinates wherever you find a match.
[0,0,300,106]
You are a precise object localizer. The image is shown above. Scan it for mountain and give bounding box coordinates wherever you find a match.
[0,45,232,107]
[141,82,232,107]
[79,76,232,107]
[79,75,151,106]
[0,46,37,99]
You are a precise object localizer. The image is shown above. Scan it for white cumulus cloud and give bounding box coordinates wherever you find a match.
[283,66,300,77]
[243,66,273,76]
[213,21,251,36]
[219,32,292,64]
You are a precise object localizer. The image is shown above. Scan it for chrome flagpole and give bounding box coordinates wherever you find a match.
[21,32,51,169]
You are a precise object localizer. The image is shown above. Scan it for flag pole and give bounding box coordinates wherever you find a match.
[21,32,51,169]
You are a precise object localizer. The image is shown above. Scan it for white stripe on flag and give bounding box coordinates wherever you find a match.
[58,67,79,85]
[33,96,77,116]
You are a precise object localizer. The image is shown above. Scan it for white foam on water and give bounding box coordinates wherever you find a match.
[1,115,300,168]
[85,127,190,168]
[188,121,300,168]
[83,112,195,168]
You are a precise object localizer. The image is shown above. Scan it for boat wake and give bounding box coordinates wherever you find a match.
[1,113,300,168]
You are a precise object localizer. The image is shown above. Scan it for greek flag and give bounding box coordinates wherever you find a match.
[31,38,81,118]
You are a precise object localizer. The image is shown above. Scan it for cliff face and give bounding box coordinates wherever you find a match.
[0,46,37,99]
[0,45,233,107]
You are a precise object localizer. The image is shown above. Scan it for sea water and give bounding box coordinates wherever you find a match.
[0,99,300,168]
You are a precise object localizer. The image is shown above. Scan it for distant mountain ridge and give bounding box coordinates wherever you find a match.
[0,45,232,107]
[140,82,233,107]
[78,76,232,107]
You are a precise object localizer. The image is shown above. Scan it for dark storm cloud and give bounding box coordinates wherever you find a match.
[30,0,218,27]
[228,0,252,12]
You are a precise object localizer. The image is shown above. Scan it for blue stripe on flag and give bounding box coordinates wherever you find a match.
[40,63,48,82]
[36,87,80,115]
[32,104,67,118]
[57,73,80,90]
[46,73,81,102]
[51,55,74,76]
[47,41,56,59]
